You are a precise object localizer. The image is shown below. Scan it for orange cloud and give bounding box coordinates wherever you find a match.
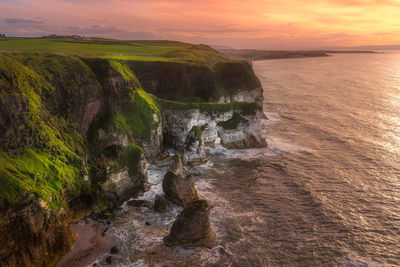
[1,0,400,48]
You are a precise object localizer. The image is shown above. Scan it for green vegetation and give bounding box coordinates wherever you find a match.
[109,59,139,82]
[0,54,87,210]
[87,62,161,149]
[0,148,85,210]
[217,112,248,130]
[98,88,161,140]
[157,97,261,115]
[0,38,229,66]
[191,126,202,145]
[0,42,262,211]
[118,144,144,178]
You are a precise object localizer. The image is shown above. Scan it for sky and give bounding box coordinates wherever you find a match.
[1,0,400,49]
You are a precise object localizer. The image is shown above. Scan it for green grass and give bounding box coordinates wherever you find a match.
[157,97,261,115]
[0,38,229,66]
[0,148,85,210]
[0,53,88,210]
[87,87,161,156]
[190,126,203,145]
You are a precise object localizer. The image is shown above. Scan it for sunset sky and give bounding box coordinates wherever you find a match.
[1,0,400,49]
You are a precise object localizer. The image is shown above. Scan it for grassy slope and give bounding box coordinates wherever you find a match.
[0,38,228,66]
[0,54,88,210]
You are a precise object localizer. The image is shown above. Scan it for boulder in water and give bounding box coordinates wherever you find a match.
[126,199,153,209]
[153,195,171,213]
[162,155,200,207]
[164,199,216,248]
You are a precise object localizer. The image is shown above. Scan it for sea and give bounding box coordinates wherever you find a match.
[96,52,400,267]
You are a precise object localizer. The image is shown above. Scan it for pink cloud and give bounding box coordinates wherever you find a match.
[1,0,400,49]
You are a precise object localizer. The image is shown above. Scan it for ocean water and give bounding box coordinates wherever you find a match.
[101,52,400,267]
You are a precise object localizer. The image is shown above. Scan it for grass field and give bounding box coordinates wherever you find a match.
[0,37,229,65]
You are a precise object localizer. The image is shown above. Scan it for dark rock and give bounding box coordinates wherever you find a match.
[126,199,153,209]
[145,221,150,226]
[164,199,216,248]
[153,195,171,213]
[162,155,200,207]
[110,246,119,254]
[105,256,113,264]
[182,126,208,167]
[0,194,75,267]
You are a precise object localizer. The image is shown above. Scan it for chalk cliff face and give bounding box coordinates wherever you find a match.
[163,108,266,152]
[0,49,265,266]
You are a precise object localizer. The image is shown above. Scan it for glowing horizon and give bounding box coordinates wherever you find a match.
[1,0,400,49]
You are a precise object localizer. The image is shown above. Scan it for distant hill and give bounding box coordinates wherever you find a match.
[216,49,375,61]
[210,45,234,50]
[320,44,400,51]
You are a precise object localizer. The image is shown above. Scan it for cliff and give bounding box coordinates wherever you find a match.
[0,39,265,266]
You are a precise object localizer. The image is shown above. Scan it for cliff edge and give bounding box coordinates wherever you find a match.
[0,39,266,266]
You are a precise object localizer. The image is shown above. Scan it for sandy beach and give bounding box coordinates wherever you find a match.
[56,217,115,267]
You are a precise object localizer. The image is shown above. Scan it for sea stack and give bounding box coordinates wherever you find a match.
[162,155,200,207]
[164,199,216,248]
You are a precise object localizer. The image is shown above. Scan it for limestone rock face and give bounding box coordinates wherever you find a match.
[163,109,266,151]
[164,199,216,248]
[101,146,148,203]
[137,113,166,161]
[230,87,264,106]
[162,155,200,207]
[218,111,267,149]
[182,126,207,166]
[0,195,75,267]
[153,195,171,213]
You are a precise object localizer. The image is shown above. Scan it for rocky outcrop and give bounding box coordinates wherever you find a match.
[182,126,208,166]
[162,155,200,207]
[164,199,216,248]
[230,86,264,106]
[127,199,153,209]
[137,113,166,161]
[126,59,261,104]
[101,144,148,203]
[0,48,265,265]
[0,195,75,267]
[153,195,171,213]
[217,111,267,149]
[163,108,266,151]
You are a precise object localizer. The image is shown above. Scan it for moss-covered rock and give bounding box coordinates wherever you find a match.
[101,144,148,203]
[164,199,216,248]
[182,126,207,167]
[126,59,261,103]
[217,112,248,130]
